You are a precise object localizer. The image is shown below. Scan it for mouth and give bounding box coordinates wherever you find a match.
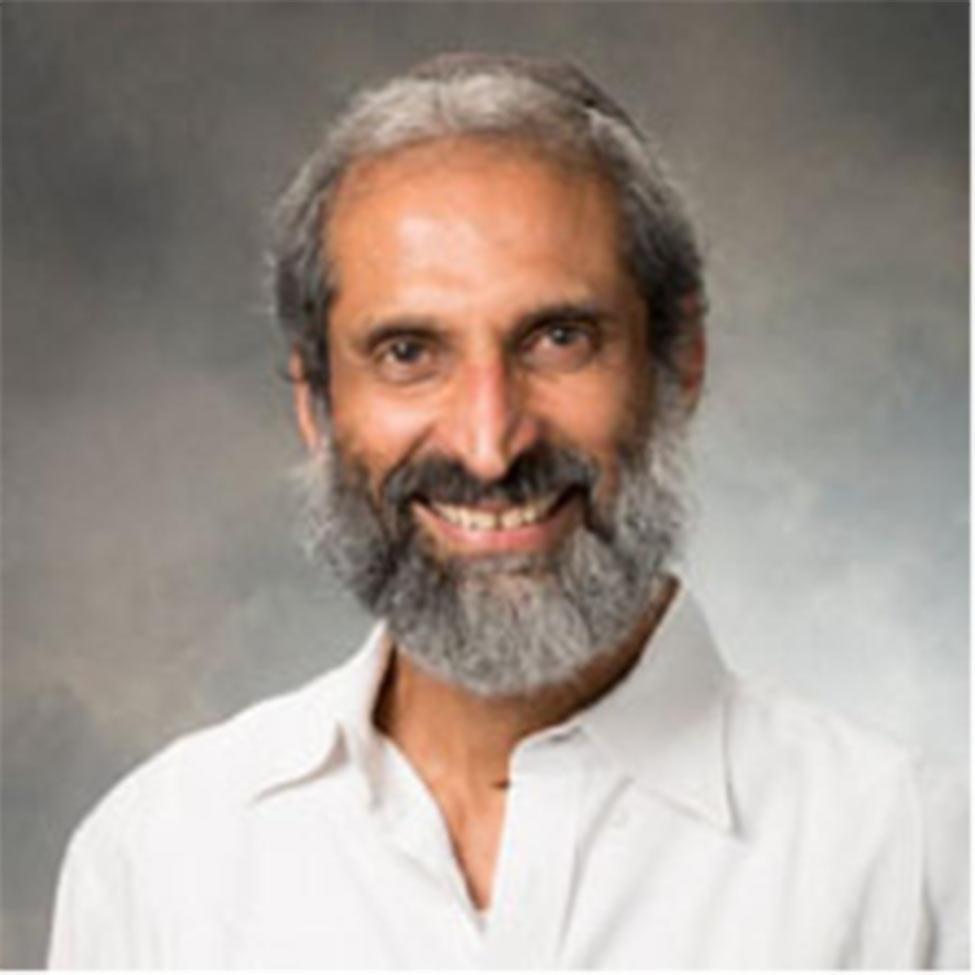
[429,490,562,530]
[412,488,583,555]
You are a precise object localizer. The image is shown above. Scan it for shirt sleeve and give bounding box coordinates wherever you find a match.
[916,760,969,969]
[47,809,134,970]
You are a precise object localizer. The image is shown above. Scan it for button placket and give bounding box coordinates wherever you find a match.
[480,738,584,968]
[372,737,486,944]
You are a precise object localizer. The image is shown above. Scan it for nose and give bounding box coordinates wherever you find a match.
[436,355,541,481]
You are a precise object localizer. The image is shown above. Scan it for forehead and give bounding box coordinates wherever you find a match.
[324,138,633,325]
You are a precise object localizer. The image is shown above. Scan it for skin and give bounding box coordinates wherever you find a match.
[293,137,702,909]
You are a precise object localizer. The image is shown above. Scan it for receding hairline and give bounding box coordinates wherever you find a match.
[321,130,631,268]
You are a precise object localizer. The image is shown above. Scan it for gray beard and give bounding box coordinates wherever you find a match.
[294,385,690,697]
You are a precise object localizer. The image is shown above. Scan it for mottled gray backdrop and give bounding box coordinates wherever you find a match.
[2,2,968,967]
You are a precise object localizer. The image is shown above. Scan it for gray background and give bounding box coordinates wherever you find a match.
[2,2,968,968]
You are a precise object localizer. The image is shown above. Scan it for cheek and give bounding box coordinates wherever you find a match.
[330,380,439,486]
[534,364,652,502]
[552,383,633,438]
[539,363,651,449]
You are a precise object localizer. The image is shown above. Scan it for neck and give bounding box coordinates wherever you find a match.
[375,576,677,792]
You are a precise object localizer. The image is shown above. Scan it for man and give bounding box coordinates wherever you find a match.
[48,53,966,969]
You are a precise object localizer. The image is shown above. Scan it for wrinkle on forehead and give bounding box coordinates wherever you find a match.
[324,137,633,328]
[328,138,618,254]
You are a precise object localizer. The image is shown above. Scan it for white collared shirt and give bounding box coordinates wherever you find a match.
[48,590,967,969]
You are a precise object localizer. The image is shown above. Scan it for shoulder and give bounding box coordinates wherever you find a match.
[48,644,382,967]
[724,672,967,820]
[727,676,967,906]
[48,658,363,968]
[726,674,967,964]
[727,674,914,781]
[67,661,350,865]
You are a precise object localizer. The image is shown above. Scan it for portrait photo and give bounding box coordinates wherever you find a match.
[2,2,967,968]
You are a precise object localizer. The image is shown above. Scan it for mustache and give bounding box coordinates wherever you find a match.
[380,442,599,512]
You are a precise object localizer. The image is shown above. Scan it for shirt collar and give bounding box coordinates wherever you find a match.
[579,585,734,832]
[250,587,734,834]
[248,622,392,802]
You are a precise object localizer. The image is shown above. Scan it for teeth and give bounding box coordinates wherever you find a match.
[500,507,527,529]
[432,493,559,531]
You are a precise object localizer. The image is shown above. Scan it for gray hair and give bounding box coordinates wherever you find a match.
[272,52,705,404]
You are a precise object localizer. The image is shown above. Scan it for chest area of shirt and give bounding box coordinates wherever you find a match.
[188,753,900,969]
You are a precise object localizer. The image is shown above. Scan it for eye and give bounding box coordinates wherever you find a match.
[522,320,599,371]
[545,324,586,347]
[373,334,440,383]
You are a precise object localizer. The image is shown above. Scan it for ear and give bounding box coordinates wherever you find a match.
[674,292,706,415]
[289,350,324,452]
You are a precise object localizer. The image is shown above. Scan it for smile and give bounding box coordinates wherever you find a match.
[413,489,582,554]
[427,492,561,532]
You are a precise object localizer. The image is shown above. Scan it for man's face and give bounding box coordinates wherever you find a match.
[299,138,688,695]
[327,139,653,551]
